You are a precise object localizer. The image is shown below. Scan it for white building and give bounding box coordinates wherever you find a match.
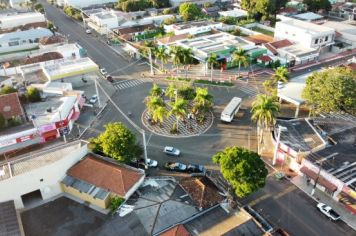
[58,0,117,8]
[321,21,356,50]
[0,141,88,209]
[164,20,226,36]
[169,0,216,8]
[275,17,335,51]
[0,12,46,31]
[218,8,248,18]
[0,28,53,54]
[9,0,29,8]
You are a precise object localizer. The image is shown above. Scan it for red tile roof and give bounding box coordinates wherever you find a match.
[348,63,356,71]
[0,93,24,119]
[264,39,294,55]
[23,52,63,65]
[245,34,274,44]
[258,55,273,62]
[159,225,190,236]
[179,176,224,209]
[39,35,66,45]
[157,33,190,44]
[68,155,144,196]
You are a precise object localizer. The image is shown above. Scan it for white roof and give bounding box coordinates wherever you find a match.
[218,8,247,18]
[277,69,323,105]
[295,12,323,21]
[321,21,356,39]
[0,11,44,21]
[278,19,334,34]
[0,28,53,44]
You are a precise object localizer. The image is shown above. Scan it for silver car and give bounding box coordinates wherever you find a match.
[163,146,181,157]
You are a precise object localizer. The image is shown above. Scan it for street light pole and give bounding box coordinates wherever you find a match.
[148,48,154,76]
[272,125,287,166]
[94,77,101,107]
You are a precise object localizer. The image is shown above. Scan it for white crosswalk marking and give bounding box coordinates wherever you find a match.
[113,79,151,90]
[239,86,258,96]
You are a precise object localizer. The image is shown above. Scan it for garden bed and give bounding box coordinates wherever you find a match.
[194,79,234,87]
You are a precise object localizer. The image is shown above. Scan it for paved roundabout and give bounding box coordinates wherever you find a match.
[141,108,214,138]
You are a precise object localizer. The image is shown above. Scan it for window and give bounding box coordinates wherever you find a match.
[325,36,329,42]
[22,40,27,43]
[314,39,318,44]
[8,41,19,46]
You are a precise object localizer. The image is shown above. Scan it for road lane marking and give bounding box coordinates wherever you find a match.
[249,193,271,206]
[273,185,297,200]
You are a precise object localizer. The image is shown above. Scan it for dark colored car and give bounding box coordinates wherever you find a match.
[187,164,205,173]
[165,162,187,172]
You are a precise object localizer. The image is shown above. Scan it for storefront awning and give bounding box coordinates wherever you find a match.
[300,166,337,192]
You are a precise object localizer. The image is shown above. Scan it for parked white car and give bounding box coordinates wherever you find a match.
[163,146,181,157]
[89,95,98,104]
[317,203,340,221]
[146,158,158,167]
[100,68,108,76]
[85,29,91,34]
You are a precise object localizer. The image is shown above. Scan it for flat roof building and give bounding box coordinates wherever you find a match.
[219,8,248,18]
[164,20,225,36]
[0,11,45,31]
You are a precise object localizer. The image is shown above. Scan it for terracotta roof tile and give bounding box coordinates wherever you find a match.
[179,176,224,209]
[245,34,274,44]
[116,23,156,35]
[39,35,66,45]
[157,33,190,44]
[159,225,190,236]
[0,93,24,119]
[23,52,63,65]
[258,55,273,62]
[264,39,294,55]
[67,154,144,196]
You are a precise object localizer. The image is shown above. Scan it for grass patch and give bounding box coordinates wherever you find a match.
[194,79,234,87]
[250,27,274,36]
[165,76,191,82]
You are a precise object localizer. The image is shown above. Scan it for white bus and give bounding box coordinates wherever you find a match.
[220,97,242,122]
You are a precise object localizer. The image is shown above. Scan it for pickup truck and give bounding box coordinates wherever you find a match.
[317,203,341,221]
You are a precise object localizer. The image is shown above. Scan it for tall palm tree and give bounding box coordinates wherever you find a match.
[273,67,289,83]
[181,48,193,78]
[170,46,184,73]
[152,105,167,126]
[193,87,213,110]
[155,47,169,71]
[232,48,249,78]
[251,94,280,153]
[207,53,217,82]
[145,96,164,114]
[150,83,162,97]
[165,83,177,101]
[169,98,187,131]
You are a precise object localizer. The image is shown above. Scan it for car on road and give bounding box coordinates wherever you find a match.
[89,95,98,104]
[187,164,205,173]
[165,162,187,172]
[317,203,340,221]
[85,29,91,34]
[100,68,108,76]
[163,146,180,156]
[105,75,113,83]
[145,158,158,168]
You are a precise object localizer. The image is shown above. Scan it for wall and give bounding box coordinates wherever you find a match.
[0,143,88,209]
[61,183,110,209]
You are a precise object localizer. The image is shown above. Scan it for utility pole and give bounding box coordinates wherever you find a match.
[94,77,101,107]
[148,48,154,75]
[273,125,287,165]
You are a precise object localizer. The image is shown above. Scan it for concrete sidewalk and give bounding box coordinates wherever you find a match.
[292,175,356,231]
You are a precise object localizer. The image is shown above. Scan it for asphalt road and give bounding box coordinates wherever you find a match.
[40,0,148,77]
[241,176,353,236]
[41,3,355,235]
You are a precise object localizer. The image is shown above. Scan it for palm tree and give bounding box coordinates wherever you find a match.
[155,47,169,71]
[152,105,167,126]
[169,98,188,132]
[232,48,249,78]
[273,67,289,83]
[170,46,184,73]
[145,96,164,114]
[193,87,213,110]
[150,83,162,97]
[165,83,177,101]
[207,53,217,82]
[181,48,193,78]
[251,94,280,153]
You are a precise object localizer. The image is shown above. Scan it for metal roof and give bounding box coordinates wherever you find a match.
[0,200,21,236]
[0,27,52,44]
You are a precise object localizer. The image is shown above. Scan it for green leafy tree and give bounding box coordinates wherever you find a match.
[251,94,280,148]
[47,21,56,33]
[272,67,289,83]
[170,45,184,72]
[0,113,5,131]
[213,146,268,198]
[0,86,17,95]
[241,0,287,20]
[34,3,44,13]
[207,53,218,82]
[177,84,195,101]
[303,0,331,12]
[179,2,202,21]
[302,67,356,115]
[181,48,193,78]
[165,83,177,101]
[26,87,41,102]
[89,122,142,163]
[193,87,213,110]
[145,96,165,115]
[152,105,167,125]
[150,83,162,97]
[232,48,249,77]
[155,47,169,71]
[168,98,188,131]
